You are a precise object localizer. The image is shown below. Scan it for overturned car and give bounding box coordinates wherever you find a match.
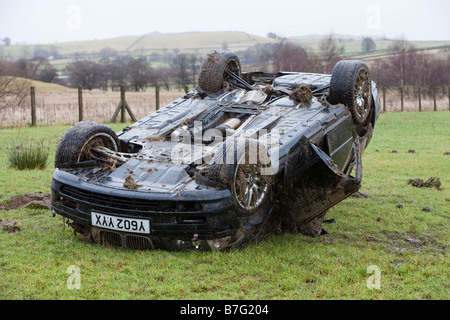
[51,50,380,251]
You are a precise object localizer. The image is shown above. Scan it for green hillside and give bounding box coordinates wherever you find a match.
[1,31,276,58]
[0,76,72,92]
[1,31,448,74]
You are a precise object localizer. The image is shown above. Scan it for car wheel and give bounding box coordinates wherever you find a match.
[198,50,242,93]
[208,138,274,242]
[55,121,119,169]
[329,60,372,125]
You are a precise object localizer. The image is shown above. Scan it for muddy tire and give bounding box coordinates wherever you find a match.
[329,60,372,125]
[198,50,242,93]
[208,138,273,246]
[55,121,119,169]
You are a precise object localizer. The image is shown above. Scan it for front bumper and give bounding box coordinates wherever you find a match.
[51,169,241,250]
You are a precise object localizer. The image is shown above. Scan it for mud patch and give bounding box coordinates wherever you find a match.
[289,84,313,106]
[384,232,438,252]
[351,191,373,198]
[0,192,50,210]
[123,175,142,190]
[408,177,442,190]
[0,220,21,233]
[146,135,164,142]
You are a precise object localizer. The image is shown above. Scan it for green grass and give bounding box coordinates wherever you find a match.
[0,112,449,300]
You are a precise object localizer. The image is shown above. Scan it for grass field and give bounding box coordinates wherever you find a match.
[0,111,449,300]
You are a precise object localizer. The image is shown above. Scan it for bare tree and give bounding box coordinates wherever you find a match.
[188,54,200,87]
[171,54,189,90]
[272,41,321,73]
[26,57,57,82]
[0,60,30,114]
[150,67,175,90]
[319,34,345,73]
[387,39,415,88]
[126,58,152,91]
[362,37,376,53]
[66,61,102,90]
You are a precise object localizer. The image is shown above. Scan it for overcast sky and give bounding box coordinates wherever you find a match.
[1,0,449,44]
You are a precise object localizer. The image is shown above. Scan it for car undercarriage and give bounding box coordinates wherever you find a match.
[51,50,380,251]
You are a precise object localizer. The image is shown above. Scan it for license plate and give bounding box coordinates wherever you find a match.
[91,212,150,234]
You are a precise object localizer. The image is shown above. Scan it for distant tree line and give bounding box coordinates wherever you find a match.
[252,36,449,97]
[250,34,347,74]
[0,56,57,83]
[370,40,450,95]
[1,35,448,97]
[61,53,204,92]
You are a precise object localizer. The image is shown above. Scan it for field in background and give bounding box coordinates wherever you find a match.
[1,32,276,62]
[0,112,448,300]
[2,31,449,72]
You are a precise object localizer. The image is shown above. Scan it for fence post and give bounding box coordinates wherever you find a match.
[382,87,386,112]
[448,87,450,111]
[400,87,404,112]
[30,86,36,127]
[78,86,83,122]
[433,87,437,111]
[418,87,422,112]
[155,84,160,111]
[120,86,126,123]
[110,85,137,123]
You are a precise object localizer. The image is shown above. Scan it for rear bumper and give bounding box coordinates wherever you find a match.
[51,170,241,246]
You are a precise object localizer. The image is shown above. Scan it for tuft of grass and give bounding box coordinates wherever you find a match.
[7,139,49,170]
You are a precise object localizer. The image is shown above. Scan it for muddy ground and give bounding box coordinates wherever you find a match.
[0,192,50,210]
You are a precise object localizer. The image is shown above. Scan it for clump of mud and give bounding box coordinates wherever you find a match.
[0,220,21,233]
[408,177,442,190]
[0,192,50,210]
[351,191,373,198]
[290,84,313,106]
[263,85,273,95]
[147,135,164,142]
[123,175,142,190]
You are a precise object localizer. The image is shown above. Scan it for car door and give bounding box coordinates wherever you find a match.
[277,133,362,230]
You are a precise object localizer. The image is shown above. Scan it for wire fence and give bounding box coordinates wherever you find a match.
[0,86,184,128]
[0,86,449,128]
[380,87,450,113]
